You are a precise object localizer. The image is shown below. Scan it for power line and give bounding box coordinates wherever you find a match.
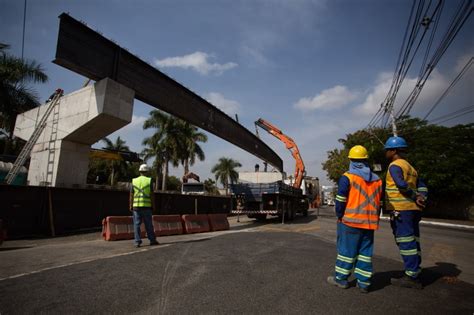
[429,105,474,123]
[423,56,473,120]
[396,0,472,118]
[21,0,27,60]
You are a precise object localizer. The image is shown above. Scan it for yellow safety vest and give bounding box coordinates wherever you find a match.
[385,159,421,211]
[132,176,152,208]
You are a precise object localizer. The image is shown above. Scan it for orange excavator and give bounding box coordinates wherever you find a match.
[255,118,305,189]
[182,172,200,183]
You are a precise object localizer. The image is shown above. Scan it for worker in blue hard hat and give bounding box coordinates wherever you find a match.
[384,136,428,289]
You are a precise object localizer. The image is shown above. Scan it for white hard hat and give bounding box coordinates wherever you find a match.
[139,164,149,172]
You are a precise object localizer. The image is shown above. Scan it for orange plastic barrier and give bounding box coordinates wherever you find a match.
[152,215,184,236]
[181,214,210,234]
[102,216,146,241]
[208,214,230,231]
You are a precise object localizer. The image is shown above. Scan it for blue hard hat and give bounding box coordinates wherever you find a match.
[384,136,408,149]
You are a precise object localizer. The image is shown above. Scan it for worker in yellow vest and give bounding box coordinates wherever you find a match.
[384,136,428,289]
[327,145,383,293]
[129,164,158,248]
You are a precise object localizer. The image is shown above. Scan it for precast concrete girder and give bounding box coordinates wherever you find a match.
[53,13,283,171]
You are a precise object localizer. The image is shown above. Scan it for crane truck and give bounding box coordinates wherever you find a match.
[230,118,317,222]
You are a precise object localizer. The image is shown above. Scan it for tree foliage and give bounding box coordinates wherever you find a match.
[0,44,48,154]
[142,110,207,191]
[211,157,242,194]
[204,178,220,195]
[322,117,474,204]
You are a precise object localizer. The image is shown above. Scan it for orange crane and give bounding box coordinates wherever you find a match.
[182,172,200,183]
[255,118,305,189]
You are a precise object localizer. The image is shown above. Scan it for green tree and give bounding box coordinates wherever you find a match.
[166,175,182,192]
[142,110,207,191]
[321,148,349,183]
[204,178,220,195]
[101,136,130,185]
[0,44,48,154]
[143,110,181,191]
[142,133,166,189]
[211,157,241,194]
[322,117,474,218]
[178,121,207,176]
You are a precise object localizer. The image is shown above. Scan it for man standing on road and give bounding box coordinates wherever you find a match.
[384,136,428,289]
[327,145,383,293]
[130,164,159,248]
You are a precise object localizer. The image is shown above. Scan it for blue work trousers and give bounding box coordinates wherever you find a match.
[334,222,374,289]
[390,210,422,279]
[132,208,156,245]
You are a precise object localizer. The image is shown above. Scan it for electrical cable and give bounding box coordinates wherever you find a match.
[423,57,473,120]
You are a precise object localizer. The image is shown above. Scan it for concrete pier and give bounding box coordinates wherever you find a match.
[14,78,134,187]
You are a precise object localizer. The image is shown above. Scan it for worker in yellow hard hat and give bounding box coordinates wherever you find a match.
[327,145,382,293]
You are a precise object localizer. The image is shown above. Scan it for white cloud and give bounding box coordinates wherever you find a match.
[454,53,473,73]
[354,70,447,117]
[294,85,357,111]
[205,92,241,116]
[154,51,237,75]
[127,115,147,129]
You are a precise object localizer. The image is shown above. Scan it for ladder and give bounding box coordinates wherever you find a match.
[45,97,61,185]
[4,89,64,185]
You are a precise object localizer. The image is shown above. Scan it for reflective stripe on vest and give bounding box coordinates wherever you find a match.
[385,159,420,211]
[132,176,152,207]
[342,172,382,230]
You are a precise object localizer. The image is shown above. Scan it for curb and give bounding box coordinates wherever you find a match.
[379,216,474,231]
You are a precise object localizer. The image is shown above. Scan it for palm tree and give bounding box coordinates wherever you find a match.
[143,110,181,191]
[0,44,48,154]
[211,157,242,194]
[101,136,130,185]
[142,133,165,189]
[178,121,207,176]
[204,178,219,195]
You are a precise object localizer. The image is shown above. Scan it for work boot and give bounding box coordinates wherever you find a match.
[391,275,423,289]
[327,276,349,289]
[149,241,159,246]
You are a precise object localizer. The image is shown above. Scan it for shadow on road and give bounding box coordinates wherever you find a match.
[422,262,462,286]
[0,246,34,252]
[370,262,462,291]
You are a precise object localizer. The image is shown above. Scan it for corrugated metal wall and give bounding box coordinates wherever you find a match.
[0,185,230,238]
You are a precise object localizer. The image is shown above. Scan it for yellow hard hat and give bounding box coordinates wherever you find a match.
[348,145,368,159]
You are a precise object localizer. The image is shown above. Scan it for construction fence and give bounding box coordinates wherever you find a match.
[0,185,231,238]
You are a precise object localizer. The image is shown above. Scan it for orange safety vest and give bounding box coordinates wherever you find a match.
[342,172,382,230]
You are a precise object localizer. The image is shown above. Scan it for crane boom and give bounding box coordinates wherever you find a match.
[255,118,305,189]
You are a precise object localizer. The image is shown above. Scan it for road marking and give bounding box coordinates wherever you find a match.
[0,244,171,282]
[294,226,321,233]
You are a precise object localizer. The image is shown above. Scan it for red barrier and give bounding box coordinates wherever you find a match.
[152,215,184,236]
[181,214,210,234]
[102,216,146,241]
[208,214,230,232]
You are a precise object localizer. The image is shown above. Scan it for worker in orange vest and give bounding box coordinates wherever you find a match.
[327,145,383,293]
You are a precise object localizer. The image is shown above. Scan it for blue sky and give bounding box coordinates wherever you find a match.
[1,0,473,185]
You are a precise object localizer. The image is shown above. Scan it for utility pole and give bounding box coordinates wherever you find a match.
[390,110,398,137]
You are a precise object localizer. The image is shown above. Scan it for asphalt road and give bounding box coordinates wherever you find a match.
[1,209,473,314]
